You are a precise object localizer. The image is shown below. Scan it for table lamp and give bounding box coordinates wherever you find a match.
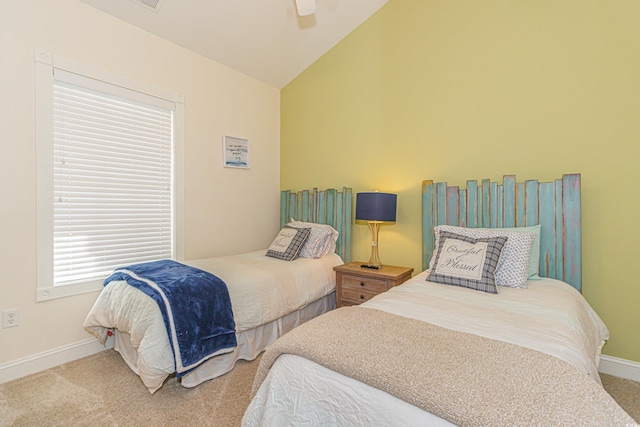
[356,192,397,269]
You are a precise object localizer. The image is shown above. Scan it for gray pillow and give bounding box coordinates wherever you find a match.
[427,231,507,294]
[265,226,311,261]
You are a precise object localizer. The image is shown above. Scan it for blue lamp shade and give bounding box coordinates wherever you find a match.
[356,192,397,222]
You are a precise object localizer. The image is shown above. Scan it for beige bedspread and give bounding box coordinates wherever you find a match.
[253,307,634,426]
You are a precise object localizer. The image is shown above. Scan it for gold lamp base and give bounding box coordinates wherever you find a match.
[361,221,383,269]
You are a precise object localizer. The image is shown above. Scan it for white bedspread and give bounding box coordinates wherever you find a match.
[246,353,455,427]
[83,250,342,390]
[243,274,611,426]
[188,251,340,332]
[363,272,608,383]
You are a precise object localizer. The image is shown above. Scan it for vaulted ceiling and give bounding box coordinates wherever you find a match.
[80,0,390,88]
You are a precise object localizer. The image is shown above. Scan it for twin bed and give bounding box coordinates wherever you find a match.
[83,187,352,393]
[242,175,635,426]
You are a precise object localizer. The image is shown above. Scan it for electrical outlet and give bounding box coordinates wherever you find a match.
[3,308,19,328]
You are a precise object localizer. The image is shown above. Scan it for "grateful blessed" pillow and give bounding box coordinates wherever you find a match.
[265,226,311,261]
[427,231,507,294]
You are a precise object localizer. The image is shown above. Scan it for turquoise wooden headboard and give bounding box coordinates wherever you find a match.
[422,174,582,292]
[280,187,352,263]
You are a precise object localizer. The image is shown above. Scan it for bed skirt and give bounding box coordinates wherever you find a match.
[113,292,336,389]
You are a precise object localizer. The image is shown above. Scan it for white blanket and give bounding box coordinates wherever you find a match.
[83,250,342,389]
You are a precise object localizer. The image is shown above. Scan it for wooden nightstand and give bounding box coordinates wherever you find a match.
[333,262,414,307]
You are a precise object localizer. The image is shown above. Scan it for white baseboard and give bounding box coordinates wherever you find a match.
[1,339,637,386]
[599,355,640,382]
[0,337,113,385]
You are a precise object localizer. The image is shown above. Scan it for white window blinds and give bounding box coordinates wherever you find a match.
[52,70,174,286]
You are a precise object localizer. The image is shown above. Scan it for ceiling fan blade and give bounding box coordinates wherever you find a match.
[295,0,316,16]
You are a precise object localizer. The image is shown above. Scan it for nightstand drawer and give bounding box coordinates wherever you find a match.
[333,262,414,308]
[342,275,388,293]
[342,288,379,304]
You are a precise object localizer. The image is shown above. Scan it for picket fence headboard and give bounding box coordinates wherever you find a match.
[280,187,352,263]
[422,174,581,291]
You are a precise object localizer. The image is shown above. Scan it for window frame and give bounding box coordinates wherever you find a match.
[35,49,184,302]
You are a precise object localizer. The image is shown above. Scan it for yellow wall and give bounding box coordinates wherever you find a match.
[0,0,280,365]
[281,0,640,362]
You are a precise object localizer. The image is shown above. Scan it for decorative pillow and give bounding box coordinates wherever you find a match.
[430,225,536,288]
[496,225,541,280]
[287,219,339,259]
[427,231,507,294]
[265,226,311,261]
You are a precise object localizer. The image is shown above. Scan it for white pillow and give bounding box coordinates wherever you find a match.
[287,219,339,259]
[493,225,541,280]
[430,225,536,288]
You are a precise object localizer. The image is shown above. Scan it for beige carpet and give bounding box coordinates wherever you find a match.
[1,350,638,426]
[0,350,257,427]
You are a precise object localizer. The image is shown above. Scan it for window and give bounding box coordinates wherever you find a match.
[35,50,184,301]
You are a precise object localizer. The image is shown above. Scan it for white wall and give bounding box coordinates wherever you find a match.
[0,0,280,367]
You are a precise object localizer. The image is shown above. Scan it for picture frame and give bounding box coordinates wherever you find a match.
[222,135,250,169]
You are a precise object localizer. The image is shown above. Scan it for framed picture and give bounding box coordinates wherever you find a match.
[222,135,250,169]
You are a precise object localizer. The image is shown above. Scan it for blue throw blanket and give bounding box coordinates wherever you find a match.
[104,260,237,376]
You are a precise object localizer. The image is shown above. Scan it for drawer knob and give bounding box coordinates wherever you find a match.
[360,294,365,299]
[360,281,365,286]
